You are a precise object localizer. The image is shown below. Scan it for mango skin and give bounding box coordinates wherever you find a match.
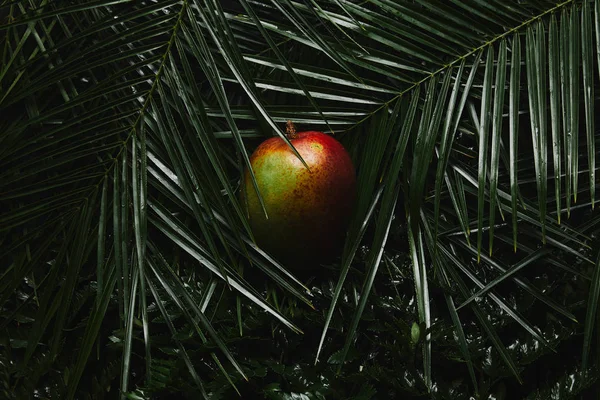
[242,131,356,266]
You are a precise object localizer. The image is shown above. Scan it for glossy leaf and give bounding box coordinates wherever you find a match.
[476,46,494,262]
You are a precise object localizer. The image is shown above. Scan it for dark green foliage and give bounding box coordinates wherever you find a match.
[3,1,600,399]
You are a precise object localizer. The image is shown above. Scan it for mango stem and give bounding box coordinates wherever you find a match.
[286,120,298,139]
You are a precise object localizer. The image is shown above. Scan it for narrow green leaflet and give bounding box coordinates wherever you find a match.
[408,221,432,390]
[113,164,125,322]
[581,0,595,208]
[525,22,548,242]
[560,9,573,216]
[443,170,472,246]
[509,32,521,250]
[476,46,494,262]
[548,15,562,224]
[131,128,151,383]
[569,7,581,203]
[596,0,600,84]
[488,39,507,255]
[121,150,131,316]
[120,267,139,398]
[434,59,465,240]
[444,292,479,395]
[242,55,396,93]
[97,178,108,303]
